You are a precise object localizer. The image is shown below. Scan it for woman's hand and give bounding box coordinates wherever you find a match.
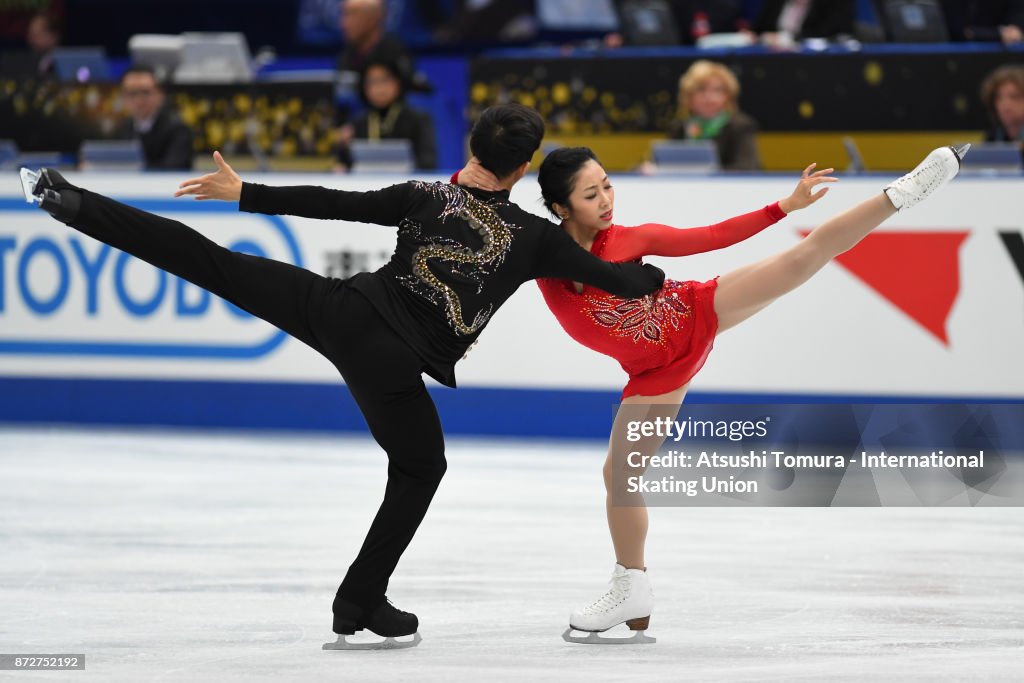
[456,156,502,191]
[175,151,243,201]
[778,163,837,214]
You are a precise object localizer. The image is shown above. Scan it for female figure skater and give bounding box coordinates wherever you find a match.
[457,142,968,642]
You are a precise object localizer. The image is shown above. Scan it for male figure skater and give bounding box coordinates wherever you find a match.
[21,103,664,649]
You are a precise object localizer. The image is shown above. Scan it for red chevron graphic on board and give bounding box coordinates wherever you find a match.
[798,230,969,346]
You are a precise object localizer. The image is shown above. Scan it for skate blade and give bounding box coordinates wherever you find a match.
[561,627,656,645]
[19,168,41,204]
[322,632,422,651]
[951,143,971,166]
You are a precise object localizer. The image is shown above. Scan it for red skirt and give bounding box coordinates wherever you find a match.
[620,277,719,400]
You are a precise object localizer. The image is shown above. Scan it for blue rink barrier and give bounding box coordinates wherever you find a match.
[1,376,1022,449]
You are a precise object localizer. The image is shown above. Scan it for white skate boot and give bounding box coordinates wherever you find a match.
[562,564,655,644]
[883,144,970,211]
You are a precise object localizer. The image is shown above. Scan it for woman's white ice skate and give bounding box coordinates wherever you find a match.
[562,564,655,644]
[883,144,970,211]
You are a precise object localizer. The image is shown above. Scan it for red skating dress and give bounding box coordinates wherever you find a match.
[537,203,787,399]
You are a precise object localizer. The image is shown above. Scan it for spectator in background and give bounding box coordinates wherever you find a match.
[671,0,750,43]
[0,11,62,78]
[335,55,437,172]
[433,0,535,46]
[337,0,429,91]
[117,66,194,171]
[604,0,749,47]
[753,0,855,45]
[980,65,1024,145]
[25,12,61,76]
[942,0,1024,45]
[667,60,761,170]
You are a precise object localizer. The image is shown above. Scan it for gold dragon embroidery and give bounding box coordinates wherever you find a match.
[398,182,519,335]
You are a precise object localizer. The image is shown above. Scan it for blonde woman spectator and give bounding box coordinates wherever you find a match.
[980,65,1024,144]
[667,60,762,170]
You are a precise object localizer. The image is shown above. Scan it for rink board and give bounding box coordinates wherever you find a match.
[1,172,1022,435]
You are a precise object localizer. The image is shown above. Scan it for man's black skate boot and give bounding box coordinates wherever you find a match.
[325,597,421,650]
[361,600,418,637]
[23,168,82,224]
[332,596,417,637]
[332,597,365,635]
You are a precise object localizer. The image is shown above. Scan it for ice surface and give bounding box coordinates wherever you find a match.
[0,427,1021,682]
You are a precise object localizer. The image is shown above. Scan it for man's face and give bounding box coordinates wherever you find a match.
[340,0,381,44]
[27,16,58,53]
[121,72,163,121]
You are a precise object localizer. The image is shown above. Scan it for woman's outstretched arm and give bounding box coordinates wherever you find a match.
[605,164,836,262]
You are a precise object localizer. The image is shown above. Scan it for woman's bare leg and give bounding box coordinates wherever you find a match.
[604,383,689,569]
[714,193,896,333]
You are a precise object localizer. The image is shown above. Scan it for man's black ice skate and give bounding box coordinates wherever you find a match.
[324,598,422,651]
[19,167,81,223]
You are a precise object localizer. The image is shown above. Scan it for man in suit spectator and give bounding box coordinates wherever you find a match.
[118,65,194,171]
[337,0,426,90]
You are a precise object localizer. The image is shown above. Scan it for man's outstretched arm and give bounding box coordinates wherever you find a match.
[175,151,415,226]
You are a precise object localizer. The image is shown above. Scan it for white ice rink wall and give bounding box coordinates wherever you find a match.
[1,171,1021,436]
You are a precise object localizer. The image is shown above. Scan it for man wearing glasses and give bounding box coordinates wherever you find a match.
[119,65,194,171]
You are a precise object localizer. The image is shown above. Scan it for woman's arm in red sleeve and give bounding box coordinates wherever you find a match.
[603,202,787,261]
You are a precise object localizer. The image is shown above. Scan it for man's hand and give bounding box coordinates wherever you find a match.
[175,151,243,201]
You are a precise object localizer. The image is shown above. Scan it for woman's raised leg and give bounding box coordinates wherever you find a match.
[714,144,966,333]
[714,193,895,332]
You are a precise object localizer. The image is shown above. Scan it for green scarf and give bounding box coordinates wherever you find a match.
[684,111,732,140]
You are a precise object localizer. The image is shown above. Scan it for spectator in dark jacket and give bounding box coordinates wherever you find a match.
[117,65,194,170]
[0,11,62,78]
[336,55,437,171]
[336,0,429,92]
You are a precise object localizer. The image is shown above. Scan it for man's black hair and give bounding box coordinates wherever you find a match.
[468,103,545,180]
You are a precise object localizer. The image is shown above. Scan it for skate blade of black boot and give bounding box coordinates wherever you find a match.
[562,625,656,645]
[322,632,422,650]
[20,168,42,203]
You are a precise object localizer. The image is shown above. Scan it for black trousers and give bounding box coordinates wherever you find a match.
[68,190,447,612]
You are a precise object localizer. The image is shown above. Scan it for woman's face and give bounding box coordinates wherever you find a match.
[561,159,615,231]
[364,65,400,109]
[687,75,730,119]
[994,80,1024,134]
